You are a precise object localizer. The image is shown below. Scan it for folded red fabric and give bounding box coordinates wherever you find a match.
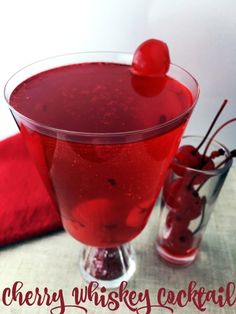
[0,133,62,246]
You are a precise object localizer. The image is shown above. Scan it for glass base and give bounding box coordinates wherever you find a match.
[80,243,136,288]
[156,242,198,266]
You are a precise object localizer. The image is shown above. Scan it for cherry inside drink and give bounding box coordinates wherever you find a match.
[10,61,195,247]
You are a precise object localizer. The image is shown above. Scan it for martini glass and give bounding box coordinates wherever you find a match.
[4,52,199,288]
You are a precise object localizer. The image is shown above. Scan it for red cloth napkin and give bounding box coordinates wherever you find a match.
[0,133,62,246]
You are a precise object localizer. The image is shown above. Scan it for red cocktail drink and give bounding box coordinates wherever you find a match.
[5,51,199,287]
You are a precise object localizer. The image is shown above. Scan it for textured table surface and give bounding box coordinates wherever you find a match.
[0,168,235,314]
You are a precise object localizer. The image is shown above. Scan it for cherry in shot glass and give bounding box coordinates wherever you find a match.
[156,135,233,266]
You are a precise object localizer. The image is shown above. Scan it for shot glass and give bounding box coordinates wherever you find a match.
[156,135,233,266]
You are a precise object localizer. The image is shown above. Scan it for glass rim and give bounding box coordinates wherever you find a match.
[173,135,233,175]
[4,51,200,139]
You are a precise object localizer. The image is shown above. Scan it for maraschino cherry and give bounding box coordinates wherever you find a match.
[174,99,228,174]
[162,228,194,255]
[163,178,204,220]
[175,145,202,168]
[131,39,170,77]
[165,211,189,230]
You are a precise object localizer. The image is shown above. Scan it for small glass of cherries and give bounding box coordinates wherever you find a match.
[156,100,236,265]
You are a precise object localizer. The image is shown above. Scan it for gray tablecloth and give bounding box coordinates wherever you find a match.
[0,168,235,314]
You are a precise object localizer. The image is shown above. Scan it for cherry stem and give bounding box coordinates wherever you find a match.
[185,149,224,189]
[202,118,236,158]
[193,99,228,154]
[196,149,236,193]
[210,148,225,159]
[213,149,236,170]
[186,154,215,189]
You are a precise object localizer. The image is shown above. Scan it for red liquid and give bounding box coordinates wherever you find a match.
[10,62,193,247]
[157,238,199,265]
